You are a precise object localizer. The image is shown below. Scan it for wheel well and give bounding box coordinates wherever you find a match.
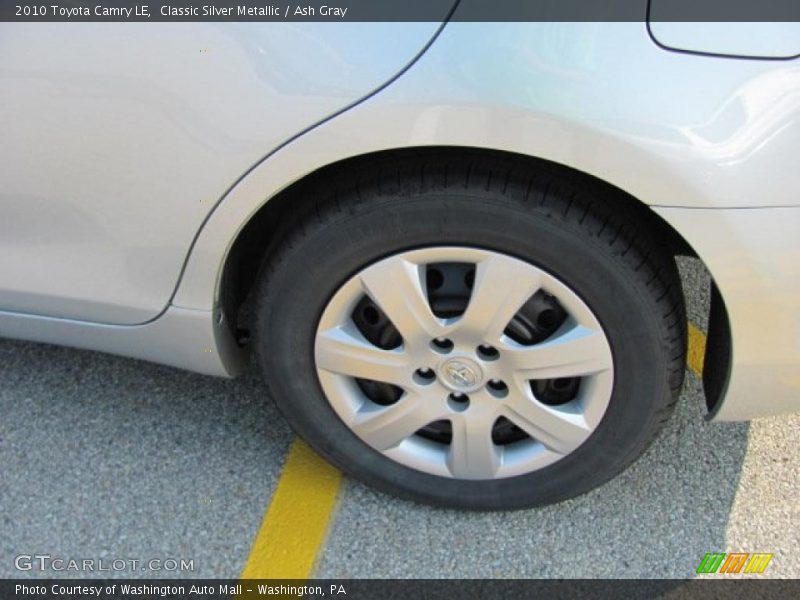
[221,146,726,406]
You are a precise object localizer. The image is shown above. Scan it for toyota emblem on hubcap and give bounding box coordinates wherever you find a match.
[441,358,483,390]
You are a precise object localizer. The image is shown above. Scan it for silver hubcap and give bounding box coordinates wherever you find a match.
[314,247,614,480]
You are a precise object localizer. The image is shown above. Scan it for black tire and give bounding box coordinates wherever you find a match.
[253,151,686,510]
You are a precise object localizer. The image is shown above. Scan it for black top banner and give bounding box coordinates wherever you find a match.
[3,0,800,22]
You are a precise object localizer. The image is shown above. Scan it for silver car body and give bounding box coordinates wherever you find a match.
[1,22,798,421]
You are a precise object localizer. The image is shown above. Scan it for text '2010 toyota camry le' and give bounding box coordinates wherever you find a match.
[1,5,799,509]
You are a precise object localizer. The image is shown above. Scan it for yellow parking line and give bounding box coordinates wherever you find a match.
[687,322,707,377]
[240,438,342,579]
[242,322,707,579]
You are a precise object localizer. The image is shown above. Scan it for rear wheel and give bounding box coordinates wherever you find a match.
[254,153,685,509]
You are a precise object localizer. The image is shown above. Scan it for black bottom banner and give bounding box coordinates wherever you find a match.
[2,579,799,600]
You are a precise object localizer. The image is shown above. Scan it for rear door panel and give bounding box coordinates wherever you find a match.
[0,22,446,324]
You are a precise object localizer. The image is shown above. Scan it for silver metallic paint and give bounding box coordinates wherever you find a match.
[654,206,800,421]
[0,22,444,324]
[0,305,245,377]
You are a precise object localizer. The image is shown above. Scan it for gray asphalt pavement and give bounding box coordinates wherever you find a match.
[0,258,797,578]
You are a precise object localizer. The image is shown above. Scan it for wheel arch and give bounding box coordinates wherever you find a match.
[174,140,730,416]
[213,146,730,418]
[222,145,694,318]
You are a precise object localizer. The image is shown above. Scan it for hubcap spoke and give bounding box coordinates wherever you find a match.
[359,256,444,343]
[315,325,410,387]
[447,412,501,479]
[505,325,612,380]
[502,388,591,454]
[351,395,442,451]
[459,253,542,341]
